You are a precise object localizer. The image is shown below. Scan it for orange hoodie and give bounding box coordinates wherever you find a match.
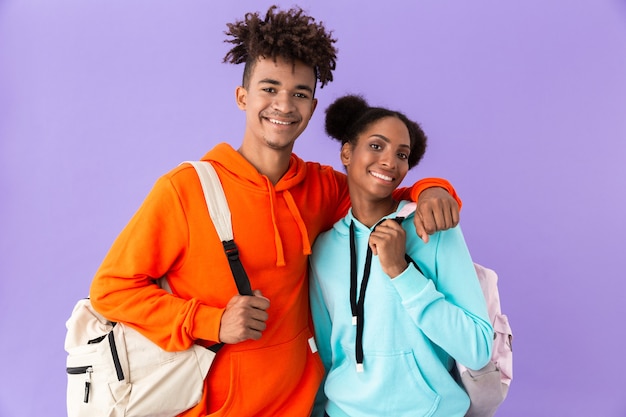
[90,143,460,416]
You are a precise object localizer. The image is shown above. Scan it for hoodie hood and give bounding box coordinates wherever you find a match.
[337,200,417,235]
[201,143,311,266]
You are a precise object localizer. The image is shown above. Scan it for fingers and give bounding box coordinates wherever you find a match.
[252,289,269,302]
[369,220,404,251]
[450,200,461,227]
[369,220,408,278]
[219,293,270,344]
[414,189,460,240]
[413,217,430,244]
[419,203,453,233]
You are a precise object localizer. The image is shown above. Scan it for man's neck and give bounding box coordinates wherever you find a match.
[237,142,292,184]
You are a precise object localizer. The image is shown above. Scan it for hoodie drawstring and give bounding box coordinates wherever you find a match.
[350,217,415,373]
[264,177,286,267]
[350,220,373,373]
[263,179,312,267]
[283,190,312,256]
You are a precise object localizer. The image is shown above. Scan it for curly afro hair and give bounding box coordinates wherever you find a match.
[223,5,337,89]
[325,95,427,169]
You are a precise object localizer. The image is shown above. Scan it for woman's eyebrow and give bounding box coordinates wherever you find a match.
[369,134,411,149]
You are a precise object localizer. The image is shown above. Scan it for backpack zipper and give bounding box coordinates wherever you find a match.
[66,365,93,403]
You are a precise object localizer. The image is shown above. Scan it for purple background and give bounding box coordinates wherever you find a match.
[1,1,625,416]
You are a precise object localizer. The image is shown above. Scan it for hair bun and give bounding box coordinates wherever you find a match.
[324,95,369,142]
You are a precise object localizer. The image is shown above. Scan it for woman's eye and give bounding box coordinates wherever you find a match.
[398,153,409,160]
[369,143,382,150]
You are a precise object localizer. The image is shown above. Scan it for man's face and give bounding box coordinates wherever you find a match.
[236,57,318,152]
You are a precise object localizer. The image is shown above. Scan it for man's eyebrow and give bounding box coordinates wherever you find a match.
[258,78,280,86]
[257,78,314,93]
[295,84,314,93]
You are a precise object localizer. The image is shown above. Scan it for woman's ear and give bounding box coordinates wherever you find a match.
[235,86,247,110]
[340,143,352,167]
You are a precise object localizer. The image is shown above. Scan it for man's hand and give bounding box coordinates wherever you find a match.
[218,289,270,344]
[369,219,408,279]
[414,187,460,243]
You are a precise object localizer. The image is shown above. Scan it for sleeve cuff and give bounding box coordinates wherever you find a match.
[191,304,225,343]
[391,263,430,301]
[410,178,462,210]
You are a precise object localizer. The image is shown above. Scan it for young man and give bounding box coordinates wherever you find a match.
[89,6,461,416]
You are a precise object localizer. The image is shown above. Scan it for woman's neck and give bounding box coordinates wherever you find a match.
[350,196,399,228]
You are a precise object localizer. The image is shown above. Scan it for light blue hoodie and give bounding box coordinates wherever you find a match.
[309,201,493,417]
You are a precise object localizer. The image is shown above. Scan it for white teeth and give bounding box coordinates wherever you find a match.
[371,171,393,181]
[269,119,291,125]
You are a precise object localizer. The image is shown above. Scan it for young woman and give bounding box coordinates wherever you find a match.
[309,95,493,417]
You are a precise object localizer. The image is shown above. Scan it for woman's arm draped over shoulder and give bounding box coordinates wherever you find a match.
[394,177,462,242]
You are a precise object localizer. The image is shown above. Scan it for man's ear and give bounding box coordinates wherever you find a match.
[235,86,247,110]
[340,142,352,167]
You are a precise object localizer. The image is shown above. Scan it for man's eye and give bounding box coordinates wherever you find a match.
[294,93,309,99]
[262,87,275,93]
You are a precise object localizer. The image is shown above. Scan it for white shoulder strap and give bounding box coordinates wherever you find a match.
[183,160,253,296]
[183,161,233,242]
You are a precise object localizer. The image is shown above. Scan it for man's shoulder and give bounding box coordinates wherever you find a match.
[301,159,342,183]
[162,162,201,184]
[302,158,333,171]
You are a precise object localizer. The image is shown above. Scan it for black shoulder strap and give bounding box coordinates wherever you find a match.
[394,216,424,275]
[222,240,253,296]
[185,161,253,296]
[185,161,254,352]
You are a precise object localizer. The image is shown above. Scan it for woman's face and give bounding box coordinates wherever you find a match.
[341,116,411,200]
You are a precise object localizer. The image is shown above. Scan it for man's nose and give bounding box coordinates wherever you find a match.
[271,91,295,113]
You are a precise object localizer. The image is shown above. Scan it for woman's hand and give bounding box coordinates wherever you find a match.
[369,219,408,278]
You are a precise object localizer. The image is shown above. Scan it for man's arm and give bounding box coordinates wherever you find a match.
[90,173,222,351]
[392,178,461,243]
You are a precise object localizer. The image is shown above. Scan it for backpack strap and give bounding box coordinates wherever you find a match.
[392,208,424,274]
[184,161,253,296]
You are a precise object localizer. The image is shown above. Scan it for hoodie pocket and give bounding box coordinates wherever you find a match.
[325,349,440,417]
[210,328,324,416]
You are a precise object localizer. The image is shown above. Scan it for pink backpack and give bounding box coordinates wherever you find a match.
[456,263,513,417]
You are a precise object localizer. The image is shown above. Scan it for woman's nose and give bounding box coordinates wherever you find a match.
[380,150,396,168]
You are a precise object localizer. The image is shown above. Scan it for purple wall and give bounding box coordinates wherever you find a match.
[1,1,625,416]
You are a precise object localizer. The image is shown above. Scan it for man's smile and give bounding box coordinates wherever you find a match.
[267,118,295,125]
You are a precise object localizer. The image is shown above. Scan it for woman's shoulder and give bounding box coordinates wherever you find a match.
[311,218,350,257]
